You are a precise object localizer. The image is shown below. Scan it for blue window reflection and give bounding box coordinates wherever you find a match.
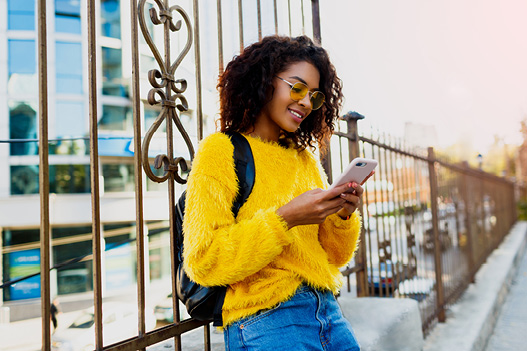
[55,0,81,34]
[8,40,37,95]
[52,102,88,156]
[8,0,35,30]
[99,105,132,131]
[8,40,36,76]
[102,47,128,97]
[56,42,83,94]
[9,102,38,156]
[101,0,121,39]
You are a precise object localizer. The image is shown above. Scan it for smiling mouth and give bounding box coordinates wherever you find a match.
[289,109,304,120]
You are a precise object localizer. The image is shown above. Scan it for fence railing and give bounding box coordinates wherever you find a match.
[333,113,519,334]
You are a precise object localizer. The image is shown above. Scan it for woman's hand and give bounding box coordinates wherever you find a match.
[276,171,374,230]
[336,170,374,220]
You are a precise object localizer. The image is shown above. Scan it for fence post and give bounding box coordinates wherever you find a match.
[427,147,446,322]
[460,162,476,282]
[341,112,368,296]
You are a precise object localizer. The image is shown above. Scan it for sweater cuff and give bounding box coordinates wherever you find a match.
[260,208,294,245]
[329,211,361,229]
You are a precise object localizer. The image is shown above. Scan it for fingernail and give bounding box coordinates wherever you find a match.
[348,182,353,188]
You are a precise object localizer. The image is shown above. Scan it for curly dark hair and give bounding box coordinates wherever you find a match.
[217,35,343,151]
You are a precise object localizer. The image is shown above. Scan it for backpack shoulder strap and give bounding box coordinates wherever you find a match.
[224,131,255,216]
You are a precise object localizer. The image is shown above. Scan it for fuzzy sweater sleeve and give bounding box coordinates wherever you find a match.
[318,212,362,267]
[182,133,293,287]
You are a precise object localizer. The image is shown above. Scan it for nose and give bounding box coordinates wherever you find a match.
[298,92,312,110]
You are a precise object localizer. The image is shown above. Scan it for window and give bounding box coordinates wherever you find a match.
[10,164,91,195]
[99,105,132,131]
[102,47,127,97]
[8,0,35,30]
[9,102,38,156]
[49,164,90,194]
[101,0,121,39]
[55,0,81,34]
[8,40,37,95]
[102,164,135,192]
[53,226,93,295]
[56,101,85,138]
[51,101,87,155]
[10,165,39,195]
[56,42,83,94]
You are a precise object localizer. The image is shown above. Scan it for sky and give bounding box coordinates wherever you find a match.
[319,0,527,155]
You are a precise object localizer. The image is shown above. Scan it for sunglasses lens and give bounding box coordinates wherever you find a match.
[288,81,324,110]
[290,82,309,101]
[310,91,325,110]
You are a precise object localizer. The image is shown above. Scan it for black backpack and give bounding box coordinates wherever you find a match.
[175,132,255,326]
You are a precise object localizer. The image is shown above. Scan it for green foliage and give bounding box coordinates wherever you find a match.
[517,200,527,220]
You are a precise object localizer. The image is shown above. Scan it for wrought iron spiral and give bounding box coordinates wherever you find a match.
[138,0,195,184]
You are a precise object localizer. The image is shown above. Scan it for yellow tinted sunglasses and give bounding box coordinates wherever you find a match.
[276,76,325,110]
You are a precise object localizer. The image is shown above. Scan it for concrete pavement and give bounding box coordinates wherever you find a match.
[484,238,527,350]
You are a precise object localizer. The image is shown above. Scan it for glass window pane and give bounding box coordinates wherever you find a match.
[99,105,132,131]
[8,0,35,30]
[101,0,121,39]
[102,164,135,192]
[56,101,85,137]
[102,47,127,97]
[55,0,81,34]
[9,101,38,156]
[8,40,37,95]
[10,165,39,195]
[49,164,90,194]
[56,42,83,94]
[52,226,93,295]
[51,101,87,156]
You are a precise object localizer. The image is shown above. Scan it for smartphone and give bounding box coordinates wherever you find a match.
[328,157,378,190]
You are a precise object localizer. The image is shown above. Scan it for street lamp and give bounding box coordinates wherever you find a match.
[477,153,483,170]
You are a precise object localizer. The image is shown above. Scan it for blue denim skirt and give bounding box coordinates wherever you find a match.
[224,285,360,351]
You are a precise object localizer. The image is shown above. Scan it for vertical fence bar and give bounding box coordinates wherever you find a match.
[341,113,367,296]
[461,162,476,281]
[256,0,262,40]
[428,147,445,322]
[130,0,146,345]
[311,0,321,43]
[217,0,224,73]
[193,0,204,141]
[238,0,244,51]
[87,0,104,347]
[273,0,278,34]
[37,0,51,349]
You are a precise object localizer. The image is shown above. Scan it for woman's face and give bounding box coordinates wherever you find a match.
[252,61,320,142]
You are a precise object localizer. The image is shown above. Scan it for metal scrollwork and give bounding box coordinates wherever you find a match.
[139,0,195,184]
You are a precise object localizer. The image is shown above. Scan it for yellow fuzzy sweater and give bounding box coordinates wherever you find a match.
[182,132,361,327]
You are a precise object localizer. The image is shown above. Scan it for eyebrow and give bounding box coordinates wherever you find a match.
[288,75,319,90]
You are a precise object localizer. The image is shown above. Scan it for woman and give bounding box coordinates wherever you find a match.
[183,35,368,350]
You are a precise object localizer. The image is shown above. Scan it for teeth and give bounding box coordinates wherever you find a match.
[290,110,303,119]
